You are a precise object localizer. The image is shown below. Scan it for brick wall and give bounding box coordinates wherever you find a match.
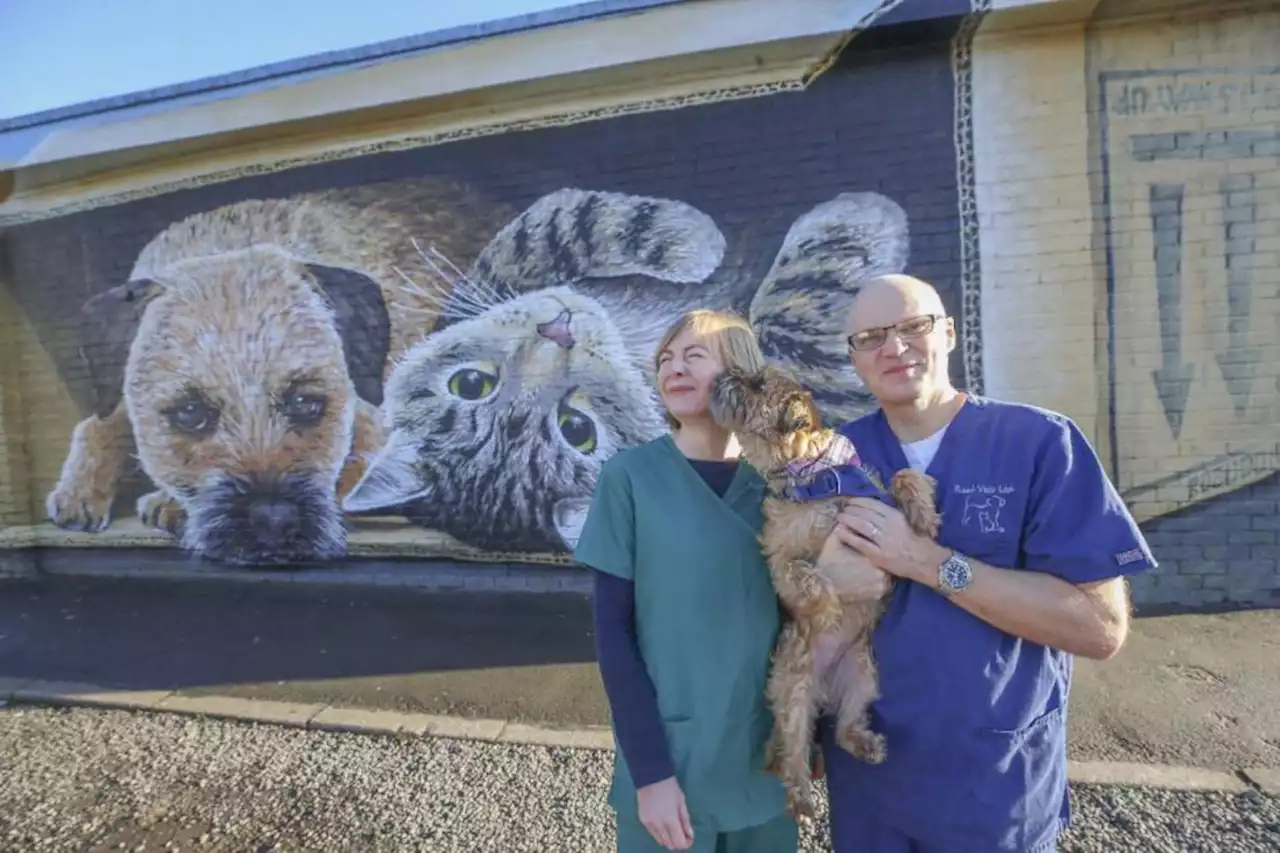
[974,0,1280,609]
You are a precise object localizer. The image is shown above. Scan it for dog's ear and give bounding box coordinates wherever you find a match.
[78,279,164,419]
[709,369,748,430]
[305,264,391,407]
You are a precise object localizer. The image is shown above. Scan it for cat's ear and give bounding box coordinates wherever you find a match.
[749,191,908,426]
[341,430,428,514]
[469,188,727,297]
[553,496,593,549]
[305,263,391,406]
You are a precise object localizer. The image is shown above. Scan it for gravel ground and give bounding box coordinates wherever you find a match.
[1,705,1276,853]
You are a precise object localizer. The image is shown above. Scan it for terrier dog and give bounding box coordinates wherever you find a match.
[43,178,511,565]
[709,365,941,819]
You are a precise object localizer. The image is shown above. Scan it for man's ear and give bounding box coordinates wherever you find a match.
[305,264,391,406]
[78,279,164,419]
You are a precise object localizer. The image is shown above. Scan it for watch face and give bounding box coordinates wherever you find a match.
[941,556,971,591]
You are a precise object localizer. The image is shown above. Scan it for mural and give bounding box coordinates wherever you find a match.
[45,183,907,564]
[0,20,969,568]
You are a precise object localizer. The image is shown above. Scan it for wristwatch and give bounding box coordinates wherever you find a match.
[937,551,972,598]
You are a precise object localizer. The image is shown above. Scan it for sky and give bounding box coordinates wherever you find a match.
[0,0,589,121]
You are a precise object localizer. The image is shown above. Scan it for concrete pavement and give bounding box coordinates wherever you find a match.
[2,574,1278,774]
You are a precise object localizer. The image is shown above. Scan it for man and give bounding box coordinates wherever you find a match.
[812,274,1155,852]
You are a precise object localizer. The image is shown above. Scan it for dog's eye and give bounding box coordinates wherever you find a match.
[164,398,218,436]
[447,368,498,400]
[557,402,598,454]
[281,393,327,428]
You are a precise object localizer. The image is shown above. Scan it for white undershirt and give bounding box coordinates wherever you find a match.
[901,424,948,473]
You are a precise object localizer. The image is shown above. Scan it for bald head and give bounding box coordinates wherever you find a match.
[847,274,946,334]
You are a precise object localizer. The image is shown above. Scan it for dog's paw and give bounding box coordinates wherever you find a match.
[335,454,369,504]
[136,490,187,538]
[798,577,843,631]
[763,732,783,776]
[891,469,941,538]
[45,483,114,532]
[785,787,816,821]
[837,725,887,764]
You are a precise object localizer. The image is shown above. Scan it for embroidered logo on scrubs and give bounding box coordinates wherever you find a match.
[961,492,1007,533]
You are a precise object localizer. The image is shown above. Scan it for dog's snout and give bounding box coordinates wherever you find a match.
[192,472,341,565]
[778,395,811,433]
[248,498,299,536]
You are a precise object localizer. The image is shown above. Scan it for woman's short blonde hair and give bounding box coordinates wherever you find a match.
[652,308,767,429]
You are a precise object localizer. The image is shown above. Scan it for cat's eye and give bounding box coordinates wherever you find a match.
[557,402,597,454]
[447,367,499,400]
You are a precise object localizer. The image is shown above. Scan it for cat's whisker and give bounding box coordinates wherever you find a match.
[390,265,449,309]
[428,245,502,307]
[440,285,490,318]
[415,240,503,311]
[404,252,494,321]
[412,242,490,315]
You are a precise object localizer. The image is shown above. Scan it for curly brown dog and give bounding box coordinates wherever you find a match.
[709,365,941,820]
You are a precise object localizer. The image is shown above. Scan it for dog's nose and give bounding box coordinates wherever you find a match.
[248,499,299,535]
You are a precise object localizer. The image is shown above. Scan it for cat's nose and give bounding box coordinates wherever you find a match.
[537,310,575,349]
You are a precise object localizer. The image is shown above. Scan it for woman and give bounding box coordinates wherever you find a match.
[574,309,799,853]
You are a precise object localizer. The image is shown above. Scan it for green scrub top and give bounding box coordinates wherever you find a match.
[574,434,788,832]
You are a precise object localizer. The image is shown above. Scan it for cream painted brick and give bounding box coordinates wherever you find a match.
[1088,4,1280,513]
[974,24,1101,438]
[975,3,1280,504]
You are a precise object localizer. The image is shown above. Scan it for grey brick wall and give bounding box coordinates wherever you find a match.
[1134,473,1280,611]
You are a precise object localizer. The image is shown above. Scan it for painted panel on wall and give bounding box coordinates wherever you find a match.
[1091,14,1280,521]
[0,25,969,568]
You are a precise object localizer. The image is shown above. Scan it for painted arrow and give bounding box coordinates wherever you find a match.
[1149,183,1193,440]
[1215,175,1261,418]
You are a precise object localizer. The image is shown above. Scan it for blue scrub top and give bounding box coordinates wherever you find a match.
[822,396,1156,853]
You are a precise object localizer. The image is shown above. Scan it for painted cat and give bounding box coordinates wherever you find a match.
[341,187,911,554]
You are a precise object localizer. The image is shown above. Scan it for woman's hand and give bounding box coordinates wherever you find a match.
[815,519,893,601]
[637,776,695,850]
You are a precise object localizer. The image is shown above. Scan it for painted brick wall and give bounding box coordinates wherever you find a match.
[974,0,1280,610]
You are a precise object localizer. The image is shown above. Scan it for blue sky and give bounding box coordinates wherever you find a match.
[0,0,586,120]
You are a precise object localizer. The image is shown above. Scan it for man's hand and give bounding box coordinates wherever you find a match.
[836,497,949,586]
[815,518,893,601]
[637,776,695,850]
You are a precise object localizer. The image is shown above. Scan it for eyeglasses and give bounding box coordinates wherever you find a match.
[846,314,944,352]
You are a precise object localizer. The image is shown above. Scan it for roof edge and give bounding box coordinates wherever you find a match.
[0,0,691,133]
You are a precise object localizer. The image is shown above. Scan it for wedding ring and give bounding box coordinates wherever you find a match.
[869,524,880,538]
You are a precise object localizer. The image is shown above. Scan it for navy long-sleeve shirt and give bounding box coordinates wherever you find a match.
[592,457,741,789]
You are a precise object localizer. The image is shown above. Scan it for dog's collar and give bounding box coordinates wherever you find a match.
[778,434,887,503]
[781,433,858,482]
